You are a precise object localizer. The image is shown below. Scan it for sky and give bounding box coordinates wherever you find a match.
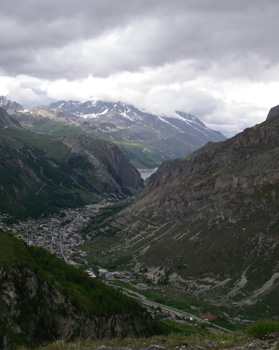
[1,0,279,137]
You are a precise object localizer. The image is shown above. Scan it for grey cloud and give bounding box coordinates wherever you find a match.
[1,0,279,139]
[1,0,279,79]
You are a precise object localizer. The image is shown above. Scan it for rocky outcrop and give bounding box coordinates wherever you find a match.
[266,104,279,120]
[0,264,146,348]
[0,265,150,349]
[80,332,279,350]
[81,333,279,350]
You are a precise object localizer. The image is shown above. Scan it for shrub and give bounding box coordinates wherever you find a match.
[247,320,279,338]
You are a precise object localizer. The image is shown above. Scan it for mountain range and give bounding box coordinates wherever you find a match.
[0,96,226,169]
[83,105,279,320]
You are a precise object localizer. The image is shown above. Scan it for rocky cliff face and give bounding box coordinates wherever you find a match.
[135,120,279,222]
[0,266,147,349]
[88,107,279,318]
[1,265,85,349]
[60,135,143,196]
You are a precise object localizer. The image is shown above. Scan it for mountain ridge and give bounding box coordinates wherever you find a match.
[83,105,279,319]
[48,99,225,143]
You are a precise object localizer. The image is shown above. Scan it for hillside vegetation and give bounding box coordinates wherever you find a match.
[0,231,167,349]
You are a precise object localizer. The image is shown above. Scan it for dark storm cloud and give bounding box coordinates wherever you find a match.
[1,0,279,80]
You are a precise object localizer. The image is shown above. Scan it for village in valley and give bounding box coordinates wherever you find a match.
[0,201,219,330]
[0,200,111,267]
[0,198,143,283]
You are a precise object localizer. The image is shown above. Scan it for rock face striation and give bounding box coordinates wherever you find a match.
[90,106,279,317]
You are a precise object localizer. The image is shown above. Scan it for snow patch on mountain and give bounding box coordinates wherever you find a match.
[157,116,185,133]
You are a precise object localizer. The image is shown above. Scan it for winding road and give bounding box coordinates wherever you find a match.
[109,282,232,334]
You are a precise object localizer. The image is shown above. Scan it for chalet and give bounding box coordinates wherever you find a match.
[201,313,217,322]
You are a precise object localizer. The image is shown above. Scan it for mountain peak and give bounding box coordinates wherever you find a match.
[0,96,24,115]
[174,111,206,127]
[0,107,22,129]
[266,105,279,120]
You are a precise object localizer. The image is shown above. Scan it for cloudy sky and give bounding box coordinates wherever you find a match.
[1,0,279,136]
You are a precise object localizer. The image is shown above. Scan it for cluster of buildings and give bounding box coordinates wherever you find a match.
[0,202,111,266]
[98,268,137,280]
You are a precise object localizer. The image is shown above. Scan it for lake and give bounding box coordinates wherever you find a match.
[139,168,158,180]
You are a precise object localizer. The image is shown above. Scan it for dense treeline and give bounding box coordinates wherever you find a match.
[30,245,146,318]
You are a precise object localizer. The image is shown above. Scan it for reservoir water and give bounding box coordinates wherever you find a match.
[139,168,157,180]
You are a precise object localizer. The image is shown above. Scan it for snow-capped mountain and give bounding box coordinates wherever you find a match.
[49,99,225,144]
[49,99,226,168]
[1,96,226,169]
[0,96,24,115]
[50,100,147,123]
